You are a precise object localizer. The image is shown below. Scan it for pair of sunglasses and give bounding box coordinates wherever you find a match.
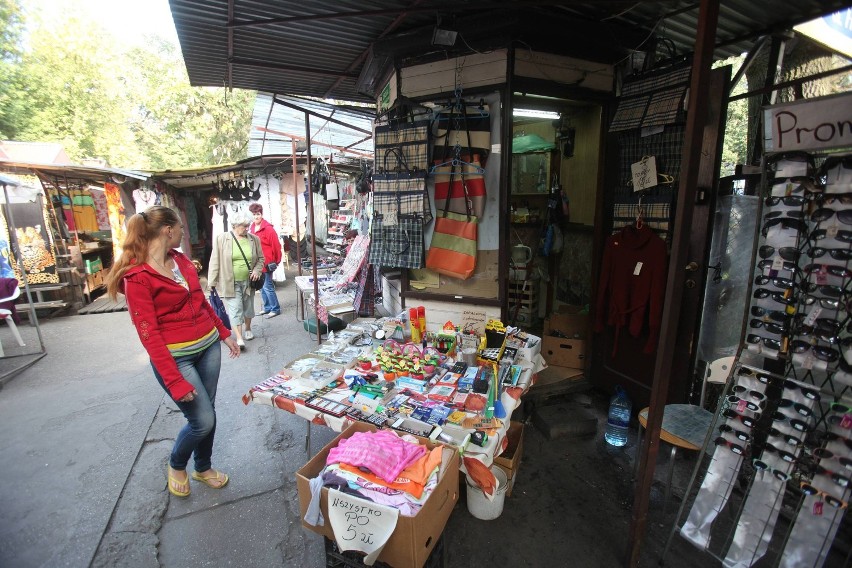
[754,275,796,290]
[753,459,790,482]
[747,334,782,351]
[750,319,785,335]
[811,208,852,224]
[800,482,847,510]
[714,436,746,456]
[801,294,843,310]
[778,398,814,417]
[803,263,852,279]
[754,288,796,305]
[811,447,852,469]
[802,283,846,298]
[762,217,808,236]
[723,408,758,428]
[764,441,798,463]
[809,247,852,261]
[758,259,801,275]
[783,380,822,401]
[758,245,801,261]
[732,385,767,402]
[772,411,811,432]
[810,228,852,243]
[765,195,807,207]
[727,394,763,413]
[719,423,751,442]
[768,427,803,447]
[790,341,840,362]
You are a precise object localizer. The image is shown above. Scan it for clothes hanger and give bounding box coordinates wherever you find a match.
[429,145,486,175]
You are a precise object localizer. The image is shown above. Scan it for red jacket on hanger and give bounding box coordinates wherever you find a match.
[250,218,282,272]
[594,224,667,355]
[121,250,230,400]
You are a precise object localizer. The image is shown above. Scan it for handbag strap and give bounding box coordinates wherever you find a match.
[231,231,254,273]
[382,147,410,173]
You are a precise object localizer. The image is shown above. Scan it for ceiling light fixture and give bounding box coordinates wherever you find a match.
[431,16,457,47]
[513,108,561,119]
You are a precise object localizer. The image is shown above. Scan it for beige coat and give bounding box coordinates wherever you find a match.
[208,231,265,298]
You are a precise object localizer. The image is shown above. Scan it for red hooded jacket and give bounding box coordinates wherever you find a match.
[250,218,282,272]
[121,250,230,400]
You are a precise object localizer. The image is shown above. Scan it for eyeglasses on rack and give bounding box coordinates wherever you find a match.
[810,228,852,243]
[803,263,852,279]
[753,459,790,482]
[746,334,783,351]
[719,423,751,442]
[732,385,767,402]
[811,447,852,468]
[765,195,808,207]
[767,427,803,447]
[728,394,765,413]
[808,247,852,261]
[758,259,801,275]
[758,245,801,262]
[802,283,846,298]
[753,289,797,306]
[754,275,797,290]
[813,465,851,488]
[723,408,759,428]
[782,380,822,401]
[801,294,843,310]
[811,207,852,224]
[764,441,798,463]
[749,319,785,335]
[789,341,840,362]
[714,436,746,455]
[771,411,811,432]
[777,399,815,417]
[762,217,809,236]
[799,482,847,509]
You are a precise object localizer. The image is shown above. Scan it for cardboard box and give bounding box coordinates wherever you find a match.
[494,421,524,497]
[542,306,588,369]
[296,422,459,568]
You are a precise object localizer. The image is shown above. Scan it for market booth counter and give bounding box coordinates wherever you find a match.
[243,318,543,566]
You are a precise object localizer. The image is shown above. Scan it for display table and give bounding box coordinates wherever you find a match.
[294,274,355,324]
[242,319,541,468]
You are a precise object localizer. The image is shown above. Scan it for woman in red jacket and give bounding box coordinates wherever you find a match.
[248,203,282,318]
[106,206,240,498]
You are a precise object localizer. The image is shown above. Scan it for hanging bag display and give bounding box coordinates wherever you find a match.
[368,213,425,270]
[433,102,491,166]
[232,232,264,291]
[374,111,431,172]
[425,163,478,279]
[432,104,488,218]
[372,148,432,226]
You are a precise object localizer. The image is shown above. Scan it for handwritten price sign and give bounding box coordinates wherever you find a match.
[327,489,399,562]
[631,156,658,191]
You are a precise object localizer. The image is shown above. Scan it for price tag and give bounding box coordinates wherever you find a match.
[813,500,824,516]
[772,255,785,271]
[804,307,822,327]
[631,156,658,191]
[327,489,399,564]
[785,182,794,197]
[816,267,828,285]
[737,399,748,413]
[841,413,852,429]
[828,225,839,238]
[634,262,643,276]
[803,351,815,370]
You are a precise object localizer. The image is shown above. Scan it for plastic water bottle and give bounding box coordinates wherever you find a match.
[605,386,632,447]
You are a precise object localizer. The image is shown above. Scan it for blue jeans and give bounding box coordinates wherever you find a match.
[260,271,281,314]
[151,341,221,472]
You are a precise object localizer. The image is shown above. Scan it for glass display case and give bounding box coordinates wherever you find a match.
[511,151,552,195]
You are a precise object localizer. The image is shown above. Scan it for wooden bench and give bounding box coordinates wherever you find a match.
[16,283,71,319]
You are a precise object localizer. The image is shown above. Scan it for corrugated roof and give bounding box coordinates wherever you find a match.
[169,1,850,100]
[247,94,374,160]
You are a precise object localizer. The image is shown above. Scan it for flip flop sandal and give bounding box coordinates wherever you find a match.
[167,467,191,497]
[191,469,230,489]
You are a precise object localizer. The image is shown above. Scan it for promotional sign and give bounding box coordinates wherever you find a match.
[763,92,852,152]
[327,488,399,565]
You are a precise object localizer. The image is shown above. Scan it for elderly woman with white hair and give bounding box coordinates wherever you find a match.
[208,212,264,350]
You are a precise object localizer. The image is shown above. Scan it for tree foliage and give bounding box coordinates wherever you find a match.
[0,0,255,170]
[0,0,26,138]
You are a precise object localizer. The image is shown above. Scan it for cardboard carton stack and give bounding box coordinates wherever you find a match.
[541,306,588,371]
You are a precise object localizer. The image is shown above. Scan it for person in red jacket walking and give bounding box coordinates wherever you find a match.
[106,206,240,498]
[248,203,282,318]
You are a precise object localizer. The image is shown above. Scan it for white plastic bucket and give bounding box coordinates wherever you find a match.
[465,466,508,520]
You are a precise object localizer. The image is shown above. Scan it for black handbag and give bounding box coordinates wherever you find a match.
[208,288,231,329]
[231,233,264,291]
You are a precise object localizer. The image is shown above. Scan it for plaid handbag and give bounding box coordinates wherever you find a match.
[368,213,425,269]
[375,117,430,172]
[373,148,431,225]
[433,104,491,166]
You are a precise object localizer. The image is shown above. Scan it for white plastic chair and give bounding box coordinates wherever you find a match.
[699,356,735,408]
[0,285,25,357]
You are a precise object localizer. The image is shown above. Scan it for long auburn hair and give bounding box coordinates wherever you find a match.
[106,205,180,300]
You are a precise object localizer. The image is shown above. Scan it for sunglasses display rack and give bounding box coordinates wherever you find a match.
[665,147,852,567]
